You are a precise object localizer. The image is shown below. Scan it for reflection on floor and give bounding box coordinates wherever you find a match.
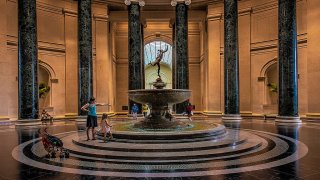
[2,118,320,179]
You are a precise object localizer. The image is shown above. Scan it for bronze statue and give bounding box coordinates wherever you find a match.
[149,45,169,77]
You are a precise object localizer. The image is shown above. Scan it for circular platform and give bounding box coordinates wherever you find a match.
[96,122,225,141]
[12,121,308,178]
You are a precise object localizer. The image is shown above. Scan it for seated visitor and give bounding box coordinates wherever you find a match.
[100,113,113,142]
[40,109,53,124]
[164,106,173,121]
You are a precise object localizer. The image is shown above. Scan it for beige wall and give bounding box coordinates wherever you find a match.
[0,0,114,118]
[0,0,9,119]
[0,0,318,119]
[203,0,309,117]
[307,0,320,116]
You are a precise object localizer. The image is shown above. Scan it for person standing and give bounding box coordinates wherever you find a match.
[142,104,149,117]
[186,102,193,121]
[81,97,110,141]
[131,103,139,120]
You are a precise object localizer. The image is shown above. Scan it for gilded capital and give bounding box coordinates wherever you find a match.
[171,0,191,6]
[124,0,145,6]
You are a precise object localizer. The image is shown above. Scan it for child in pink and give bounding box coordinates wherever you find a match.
[100,113,113,142]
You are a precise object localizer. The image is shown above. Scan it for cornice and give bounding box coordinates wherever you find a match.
[63,8,78,17]
[93,14,109,21]
[207,13,222,21]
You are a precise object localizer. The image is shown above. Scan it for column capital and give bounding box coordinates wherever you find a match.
[124,0,145,6]
[171,0,191,6]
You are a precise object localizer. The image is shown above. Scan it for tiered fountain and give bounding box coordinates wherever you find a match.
[128,76,191,130]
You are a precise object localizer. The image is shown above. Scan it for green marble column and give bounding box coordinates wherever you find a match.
[223,0,241,121]
[276,0,300,124]
[126,1,145,113]
[18,0,39,120]
[78,0,93,116]
[174,2,189,114]
[172,23,176,89]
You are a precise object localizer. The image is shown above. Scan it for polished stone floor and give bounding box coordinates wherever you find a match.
[2,118,320,179]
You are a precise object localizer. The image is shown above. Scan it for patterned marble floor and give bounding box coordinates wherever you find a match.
[1,118,320,179]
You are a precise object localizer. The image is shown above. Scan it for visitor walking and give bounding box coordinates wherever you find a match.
[81,97,110,141]
[131,103,139,120]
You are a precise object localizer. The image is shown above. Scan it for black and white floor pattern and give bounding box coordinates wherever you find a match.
[12,127,308,178]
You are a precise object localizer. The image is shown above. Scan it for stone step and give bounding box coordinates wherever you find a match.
[61,132,264,161]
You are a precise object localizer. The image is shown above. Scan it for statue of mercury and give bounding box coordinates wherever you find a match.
[148,45,168,77]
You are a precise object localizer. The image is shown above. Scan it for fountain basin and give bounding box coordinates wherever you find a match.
[128,89,191,130]
[128,89,191,106]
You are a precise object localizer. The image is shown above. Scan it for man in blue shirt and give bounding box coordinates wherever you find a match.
[131,103,139,120]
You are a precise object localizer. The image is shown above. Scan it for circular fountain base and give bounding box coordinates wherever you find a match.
[95,121,225,140]
[132,119,189,130]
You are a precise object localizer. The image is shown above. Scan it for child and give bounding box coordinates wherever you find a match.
[81,97,110,141]
[100,113,113,142]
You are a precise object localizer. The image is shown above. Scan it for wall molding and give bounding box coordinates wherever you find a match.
[251,33,308,53]
[252,0,304,14]
[37,2,63,15]
[63,8,77,17]
[94,14,109,22]
[7,35,66,55]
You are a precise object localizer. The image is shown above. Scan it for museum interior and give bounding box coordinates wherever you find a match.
[0,0,320,179]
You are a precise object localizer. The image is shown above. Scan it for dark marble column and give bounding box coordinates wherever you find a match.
[141,23,145,89]
[18,0,39,120]
[175,3,189,114]
[223,0,240,119]
[277,0,299,121]
[128,3,143,90]
[127,1,144,113]
[171,23,176,89]
[78,0,93,116]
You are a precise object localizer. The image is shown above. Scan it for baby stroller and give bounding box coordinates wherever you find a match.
[38,128,70,158]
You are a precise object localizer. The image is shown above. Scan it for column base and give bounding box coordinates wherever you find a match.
[222,114,242,122]
[15,119,41,126]
[275,116,302,125]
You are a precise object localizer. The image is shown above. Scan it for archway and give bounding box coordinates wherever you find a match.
[265,63,278,105]
[38,60,56,111]
[260,59,278,114]
[144,41,173,89]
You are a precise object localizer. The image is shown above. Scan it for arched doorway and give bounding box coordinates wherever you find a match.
[38,60,56,112]
[261,59,278,114]
[144,41,173,89]
[265,63,278,105]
